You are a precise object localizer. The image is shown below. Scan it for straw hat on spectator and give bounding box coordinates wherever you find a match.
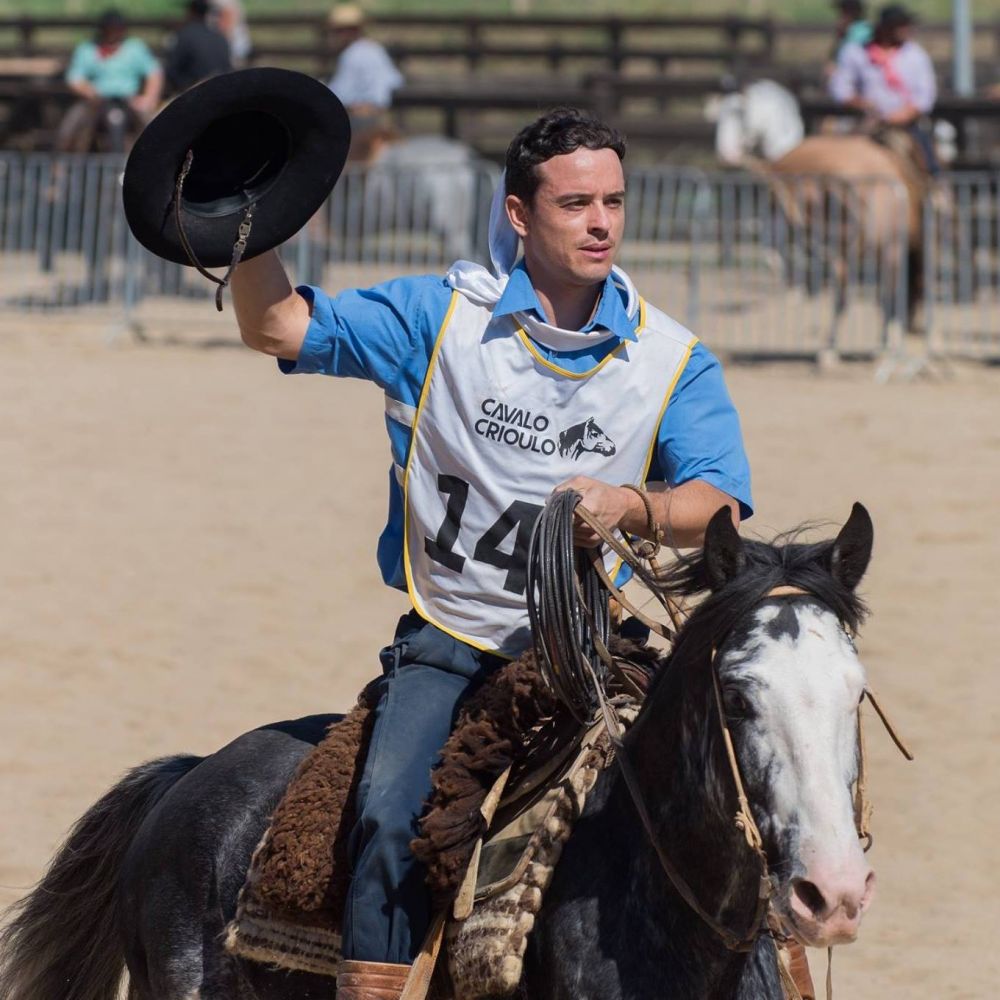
[328,3,365,28]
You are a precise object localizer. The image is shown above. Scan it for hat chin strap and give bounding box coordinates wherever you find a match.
[173,149,256,311]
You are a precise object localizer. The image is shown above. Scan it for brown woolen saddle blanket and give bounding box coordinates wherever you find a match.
[225,641,658,976]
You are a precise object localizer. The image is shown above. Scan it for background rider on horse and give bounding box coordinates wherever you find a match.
[828,2,939,176]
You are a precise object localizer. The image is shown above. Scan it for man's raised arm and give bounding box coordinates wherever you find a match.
[230,250,311,361]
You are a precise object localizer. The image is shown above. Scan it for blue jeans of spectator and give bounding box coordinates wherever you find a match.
[341,610,505,964]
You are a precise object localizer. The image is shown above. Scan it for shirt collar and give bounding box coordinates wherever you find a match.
[492,261,638,343]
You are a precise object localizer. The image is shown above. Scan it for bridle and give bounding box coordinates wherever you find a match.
[564,505,913,956]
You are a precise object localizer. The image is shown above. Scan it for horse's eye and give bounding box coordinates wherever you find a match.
[724,689,751,717]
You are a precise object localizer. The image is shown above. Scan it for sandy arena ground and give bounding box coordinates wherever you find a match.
[1,299,997,997]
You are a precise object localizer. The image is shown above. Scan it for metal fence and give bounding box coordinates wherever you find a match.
[0,153,500,313]
[8,152,991,370]
[923,172,1000,363]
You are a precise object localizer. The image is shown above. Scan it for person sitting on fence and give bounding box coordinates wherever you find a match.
[828,2,939,175]
[163,0,232,96]
[56,8,163,153]
[326,2,403,133]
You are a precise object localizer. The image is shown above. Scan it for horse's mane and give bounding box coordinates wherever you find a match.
[658,526,869,662]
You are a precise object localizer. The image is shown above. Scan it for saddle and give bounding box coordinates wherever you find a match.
[871,124,934,196]
[224,641,657,998]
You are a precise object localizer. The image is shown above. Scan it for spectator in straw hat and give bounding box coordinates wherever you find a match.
[326,2,403,128]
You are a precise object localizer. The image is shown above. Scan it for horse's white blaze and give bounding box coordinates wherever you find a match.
[722,600,872,944]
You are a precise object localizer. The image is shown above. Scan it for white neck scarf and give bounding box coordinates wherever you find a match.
[446,171,639,349]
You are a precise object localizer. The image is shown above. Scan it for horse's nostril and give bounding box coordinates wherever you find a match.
[792,878,828,918]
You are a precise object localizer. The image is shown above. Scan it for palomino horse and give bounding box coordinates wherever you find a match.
[0,505,881,999]
[711,80,927,350]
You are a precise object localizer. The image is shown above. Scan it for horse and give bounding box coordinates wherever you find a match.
[296,129,482,284]
[709,79,930,349]
[0,503,880,999]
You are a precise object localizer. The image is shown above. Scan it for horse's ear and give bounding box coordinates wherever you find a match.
[703,506,744,591]
[830,502,873,591]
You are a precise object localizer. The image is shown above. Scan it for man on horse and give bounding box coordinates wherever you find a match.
[228,107,753,997]
[829,2,939,175]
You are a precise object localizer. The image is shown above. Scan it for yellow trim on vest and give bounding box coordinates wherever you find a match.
[402,291,459,632]
[409,605,517,660]
[606,331,698,586]
[402,292,516,658]
[640,334,699,478]
[516,298,648,380]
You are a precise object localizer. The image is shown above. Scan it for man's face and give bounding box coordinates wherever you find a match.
[894,22,914,44]
[330,26,361,52]
[100,22,126,45]
[507,146,625,290]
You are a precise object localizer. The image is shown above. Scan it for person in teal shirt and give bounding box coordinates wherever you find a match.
[56,8,163,152]
[828,0,872,73]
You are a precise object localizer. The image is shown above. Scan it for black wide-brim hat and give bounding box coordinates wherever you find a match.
[123,67,350,268]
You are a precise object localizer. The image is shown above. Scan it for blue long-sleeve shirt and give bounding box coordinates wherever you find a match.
[281,264,753,589]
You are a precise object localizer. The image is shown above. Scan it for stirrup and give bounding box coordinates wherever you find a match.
[336,959,412,1000]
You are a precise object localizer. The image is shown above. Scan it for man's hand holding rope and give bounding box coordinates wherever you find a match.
[553,476,741,551]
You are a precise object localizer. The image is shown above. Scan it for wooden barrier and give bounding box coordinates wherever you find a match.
[3,13,1000,159]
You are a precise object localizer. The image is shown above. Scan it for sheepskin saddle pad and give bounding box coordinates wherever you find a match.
[225,640,658,996]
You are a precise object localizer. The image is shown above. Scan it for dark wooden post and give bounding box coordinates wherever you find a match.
[761,16,776,61]
[588,72,616,120]
[19,17,35,57]
[443,102,457,139]
[466,19,481,72]
[607,17,624,74]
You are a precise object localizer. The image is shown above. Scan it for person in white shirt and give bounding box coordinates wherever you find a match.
[326,3,403,127]
[212,0,252,67]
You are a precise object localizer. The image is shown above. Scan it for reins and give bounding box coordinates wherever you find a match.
[529,494,914,972]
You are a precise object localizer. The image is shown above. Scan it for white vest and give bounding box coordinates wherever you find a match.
[403,290,697,657]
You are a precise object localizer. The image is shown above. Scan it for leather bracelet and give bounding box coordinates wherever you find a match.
[619,483,663,559]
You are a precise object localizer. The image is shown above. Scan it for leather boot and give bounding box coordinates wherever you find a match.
[336,960,411,1000]
[786,942,816,1000]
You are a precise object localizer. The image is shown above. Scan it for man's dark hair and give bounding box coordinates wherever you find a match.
[504,107,626,204]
